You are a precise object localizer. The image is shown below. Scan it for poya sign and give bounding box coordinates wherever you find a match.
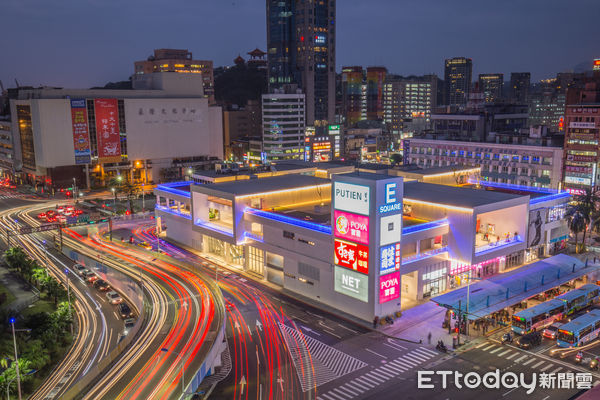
[334,182,370,216]
[379,271,400,303]
[334,210,369,245]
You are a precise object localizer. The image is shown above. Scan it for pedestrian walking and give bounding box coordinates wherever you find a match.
[373,316,379,328]
[428,331,432,344]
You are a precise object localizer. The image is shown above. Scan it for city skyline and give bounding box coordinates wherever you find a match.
[1,0,598,88]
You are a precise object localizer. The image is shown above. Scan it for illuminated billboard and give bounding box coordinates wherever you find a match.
[334,182,370,216]
[379,271,400,303]
[380,243,401,275]
[334,266,368,303]
[334,239,369,274]
[334,210,369,245]
[70,99,91,165]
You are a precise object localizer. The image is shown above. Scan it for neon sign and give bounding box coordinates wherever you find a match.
[379,271,400,303]
[334,210,369,245]
[380,243,401,275]
[334,239,369,274]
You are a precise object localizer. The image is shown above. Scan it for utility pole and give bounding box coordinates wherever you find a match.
[108,218,113,242]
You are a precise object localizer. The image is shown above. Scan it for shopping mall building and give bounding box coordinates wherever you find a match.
[154,162,571,322]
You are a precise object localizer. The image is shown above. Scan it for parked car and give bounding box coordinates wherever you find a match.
[543,322,564,340]
[106,291,122,304]
[83,271,99,283]
[517,331,542,349]
[118,303,133,319]
[93,279,110,291]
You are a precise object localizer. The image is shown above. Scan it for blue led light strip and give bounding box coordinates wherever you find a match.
[402,246,449,264]
[155,181,191,198]
[245,207,332,234]
[154,205,192,220]
[475,238,524,256]
[402,218,449,235]
[194,219,234,236]
[529,192,571,205]
[467,179,557,194]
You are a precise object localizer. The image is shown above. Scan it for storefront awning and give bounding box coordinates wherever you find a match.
[430,254,600,320]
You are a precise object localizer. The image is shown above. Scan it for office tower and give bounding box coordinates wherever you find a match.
[266,0,335,126]
[133,49,214,103]
[261,90,306,161]
[341,66,364,126]
[478,73,504,103]
[510,72,530,103]
[366,67,387,121]
[384,75,437,136]
[444,57,473,106]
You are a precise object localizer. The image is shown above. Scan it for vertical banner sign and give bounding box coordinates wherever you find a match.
[94,99,121,163]
[379,271,400,303]
[70,99,91,164]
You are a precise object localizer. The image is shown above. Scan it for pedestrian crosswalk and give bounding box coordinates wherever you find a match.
[278,322,368,392]
[474,341,600,382]
[316,347,438,400]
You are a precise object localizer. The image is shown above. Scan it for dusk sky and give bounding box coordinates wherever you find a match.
[2,0,598,89]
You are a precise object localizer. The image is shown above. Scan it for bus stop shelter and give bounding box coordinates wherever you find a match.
[431,254,600,320]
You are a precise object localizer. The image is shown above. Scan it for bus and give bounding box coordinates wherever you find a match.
[556,309,600,347]
[512,299,566,335]
[555,284,600,315]
[511,284,600,335]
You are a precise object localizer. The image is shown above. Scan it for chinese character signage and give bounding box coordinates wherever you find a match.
[380,243,401,275]
[379,271,400,303]
[333,182,370,216]
[334,266,368,303]
[334,210,369,245]
[94,98,121,163]
[334,239,369,274]
[70,99,91,164]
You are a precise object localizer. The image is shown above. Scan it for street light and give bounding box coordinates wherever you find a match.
[7,369,35,400]
[160,347,186,396]
[111,188,116,215]
[141,183,145,212]
[9,318,21,400]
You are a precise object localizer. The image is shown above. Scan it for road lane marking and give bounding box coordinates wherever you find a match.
[505,352,518,360]
[522,358,535,366]
[539,363,553,371]
[338,324,358,333]
[414,348,437,358]
[334,386,356,397]
[514,355,528,363]
[502,387,518,397]
[497,350,512,357]
[342,383,364,394]
[476,341,490,349]
[365,373,386,383]
[550,367,562,373]
[489,347,503,354]
[355,377,376,388]
[481,344,497,351]
[365,348,388,359]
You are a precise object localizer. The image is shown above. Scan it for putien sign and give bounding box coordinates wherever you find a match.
[333,182,370,216]
[334,210,369,244]
[334,239,369,274]
[379,271,400,303]
[334,266,368,303]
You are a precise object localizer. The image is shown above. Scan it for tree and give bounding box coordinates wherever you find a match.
[568,188,600,251]
[42,276,66,306]
[389,153,403,167]
[108,176,138,214]
[32,268,47,289]
[4,247,28,272]
[567,210,587,253]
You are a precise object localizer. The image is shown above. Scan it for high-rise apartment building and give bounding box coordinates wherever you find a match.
[529,91,566,133]
[341,66,364,127]
[478,73,504,103]
[444,57,473,106]
[366,67,387,121]
[261,90,306,161]
[133,49,214,103]
[266,0,335,126]
[383,75,437,136]
[510,72,530,103]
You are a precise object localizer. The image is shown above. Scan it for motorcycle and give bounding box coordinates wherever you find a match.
[436,340,448,353]
[591,358,599,371]
[575,352,583,364]
[501,333,512,344]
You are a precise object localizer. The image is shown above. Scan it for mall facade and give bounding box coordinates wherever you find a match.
[154,162,571,322]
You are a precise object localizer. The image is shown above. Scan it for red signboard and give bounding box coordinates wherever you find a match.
[379,271,400,303]
[70,99,91,164]
[334,239,369,274]
[334,210,369,245]
[94,99,121,163]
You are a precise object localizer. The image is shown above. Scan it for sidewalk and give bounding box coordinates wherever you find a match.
[0,266,39,312]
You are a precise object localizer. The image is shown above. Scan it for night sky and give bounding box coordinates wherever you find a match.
[1,0,598,88]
